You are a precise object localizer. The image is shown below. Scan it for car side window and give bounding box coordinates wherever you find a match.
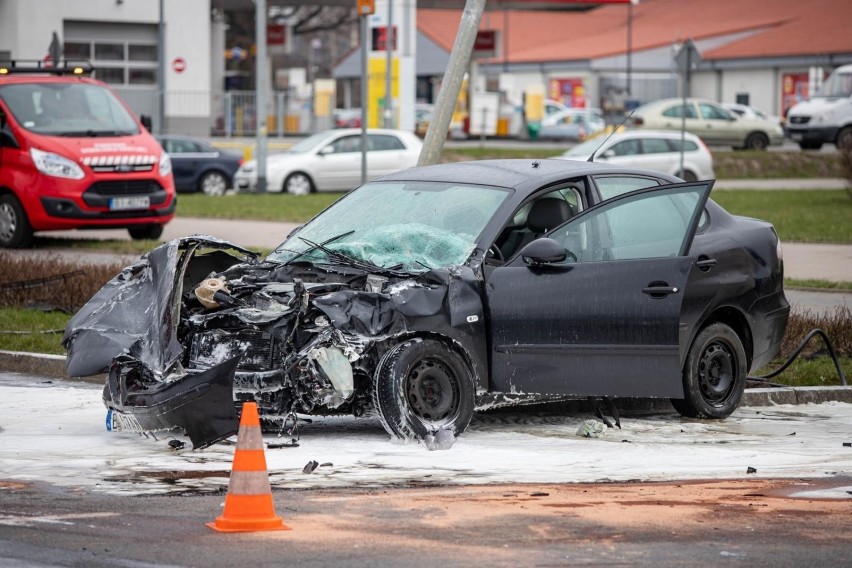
[667,139,699,152]
[329,135,361,153]
[548,185,706,263]
[641,138,671,154]
[662,103,697,119]
[594,175,659,200]
[369,134,405,151]
[699,103,734,121]
[609,139,641,156]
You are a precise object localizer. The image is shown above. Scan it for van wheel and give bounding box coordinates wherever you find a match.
[836,127,852,151]
[0,194,33,248]
[671,323,747,419]
[745,132,769,150]
[798,141,823,150]
[372,338,475,442]
[128,224,164,240]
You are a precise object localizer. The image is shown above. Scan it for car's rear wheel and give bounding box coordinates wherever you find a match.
[836,126,852,151]
[0,194,33,248]
[671,323,747,419]
[745,132,769,150]
[199,171,229,196]
[128,224,164,240]
[372,338,475,441]
[677,169,698,182]
[284,172,314,195]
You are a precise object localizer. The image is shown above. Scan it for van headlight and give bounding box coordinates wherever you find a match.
[159,153,172,177]
[30,148,84,180]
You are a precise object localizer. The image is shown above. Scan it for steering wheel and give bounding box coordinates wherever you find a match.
[487,244,505,261]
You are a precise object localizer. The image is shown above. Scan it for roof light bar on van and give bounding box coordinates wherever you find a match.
[0,60,94,76]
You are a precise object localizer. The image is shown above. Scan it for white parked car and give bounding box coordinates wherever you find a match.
[558,129,715,182]
[722,103,782,127]
[234,129,423,194]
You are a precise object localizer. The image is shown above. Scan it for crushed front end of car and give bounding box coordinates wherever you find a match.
[63,230,485,449]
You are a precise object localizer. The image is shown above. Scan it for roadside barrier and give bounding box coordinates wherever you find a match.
[207,402,290,532]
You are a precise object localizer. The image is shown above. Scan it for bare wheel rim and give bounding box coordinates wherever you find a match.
[201,172,227,195]
[698,340,736,406]
[405,358,460,426]
[0,202,17,242]
[286,174,311,195]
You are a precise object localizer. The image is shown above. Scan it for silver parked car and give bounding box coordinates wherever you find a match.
[559,130,715,182]
[629,98,784,150]
[234,129,423,194]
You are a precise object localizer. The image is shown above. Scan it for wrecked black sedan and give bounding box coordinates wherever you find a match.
[63,159,789,448]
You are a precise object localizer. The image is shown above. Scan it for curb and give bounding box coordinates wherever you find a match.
[3,350,850,407]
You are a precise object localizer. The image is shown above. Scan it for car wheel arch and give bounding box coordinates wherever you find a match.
[690,306,754,371]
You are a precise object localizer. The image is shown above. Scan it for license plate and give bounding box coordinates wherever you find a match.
[109,196,150,210]
[790,132,803,141]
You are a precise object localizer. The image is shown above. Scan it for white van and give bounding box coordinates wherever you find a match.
[786,64,852,150]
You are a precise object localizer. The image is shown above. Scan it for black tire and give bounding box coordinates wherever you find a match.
[372,338,475,441]
[798,141,823,150]
[127,224,164,240]
[677,170,698,182]
[284,172,314,195]
[671,323,747,419]
[198,170,230,196]
[0,194,33,248]
[836,126,852,151]
[744,132,769,150]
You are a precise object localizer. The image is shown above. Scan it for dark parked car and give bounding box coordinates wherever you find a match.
[63,160,789,448]
[157,135,242,195]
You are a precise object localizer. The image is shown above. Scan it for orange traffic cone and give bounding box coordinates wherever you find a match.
[207,402,290,532]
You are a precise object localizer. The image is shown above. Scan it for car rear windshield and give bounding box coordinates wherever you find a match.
[268,181,511,272]
[0,81,139,136]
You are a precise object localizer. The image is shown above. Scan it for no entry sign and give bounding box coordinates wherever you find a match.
[172,57,186,73]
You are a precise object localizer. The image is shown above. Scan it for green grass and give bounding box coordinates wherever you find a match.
[176,192,344,222]
[752,356,851,388]
[711,190,851,244]
[30,237,160,255]
[0,308,67,355]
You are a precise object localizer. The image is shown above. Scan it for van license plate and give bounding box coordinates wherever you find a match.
[109,196,150,210]
[790,133,803,141]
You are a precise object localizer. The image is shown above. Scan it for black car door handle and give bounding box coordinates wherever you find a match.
[696,257,717,271]
[642,285,679,297]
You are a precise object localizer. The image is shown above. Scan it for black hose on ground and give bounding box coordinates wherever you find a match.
[746,328,847,388]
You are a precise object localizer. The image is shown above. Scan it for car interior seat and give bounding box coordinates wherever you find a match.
[499,197,576,258]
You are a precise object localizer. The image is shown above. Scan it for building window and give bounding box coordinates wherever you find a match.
[64,42,91,59]
[95,43,124,61]
[97,67,125,84]
[128,44,158,62]
[129,68,156,85]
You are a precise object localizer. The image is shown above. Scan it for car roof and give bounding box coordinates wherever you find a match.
[377,159,682,195]
[609,129,701,140]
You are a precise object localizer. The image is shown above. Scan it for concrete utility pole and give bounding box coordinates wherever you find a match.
[384,0,394,129]
[158,0,165,134]
[417,0,486,167]
[360,13,369,183]
[255,0,268,192]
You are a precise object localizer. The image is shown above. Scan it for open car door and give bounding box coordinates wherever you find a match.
[485,181,713,398]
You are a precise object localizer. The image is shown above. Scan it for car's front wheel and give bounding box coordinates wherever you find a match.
[372,338,475,441]
[836,126,852,151]
[0,194,33,248]
[671,323,747,419]
[128,224,164,240]
[284,172,314,195]
[199,171,229,196]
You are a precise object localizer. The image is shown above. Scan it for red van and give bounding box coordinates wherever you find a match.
[0,61,175,248]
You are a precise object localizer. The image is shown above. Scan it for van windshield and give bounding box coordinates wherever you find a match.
[816,71,852,99]
[0,82,140,136]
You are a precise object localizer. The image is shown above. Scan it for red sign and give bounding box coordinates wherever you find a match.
[172,57,186,74]
[371,26,398,51]
[267,25,286,46]
[473,30,498,58]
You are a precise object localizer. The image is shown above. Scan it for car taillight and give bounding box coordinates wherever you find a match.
[696,135,712,157]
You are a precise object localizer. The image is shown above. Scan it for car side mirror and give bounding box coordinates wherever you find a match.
[140,114,153,132]
[519,238,567,267]
[318,146,334,156]
[601,149,615,159]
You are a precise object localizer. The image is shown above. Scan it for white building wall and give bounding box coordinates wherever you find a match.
[691,71,720,101]
[164,0,211,118]
[720,68,776,113]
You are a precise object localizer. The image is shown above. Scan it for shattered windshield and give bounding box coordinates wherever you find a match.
[268,181,511,271]
[0,82,139,136]
[815,71,852,98]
